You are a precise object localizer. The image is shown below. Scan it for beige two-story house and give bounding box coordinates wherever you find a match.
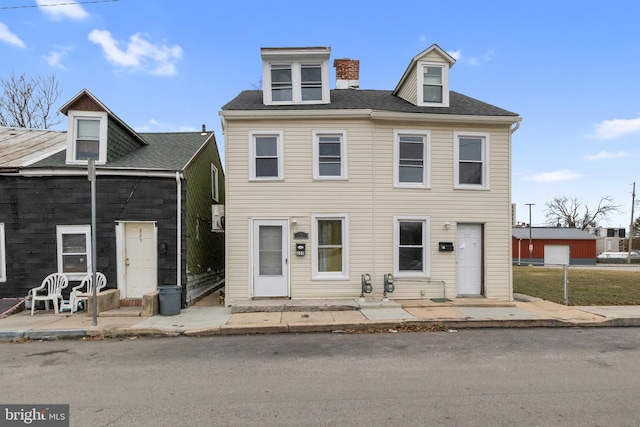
[219,45,521,305]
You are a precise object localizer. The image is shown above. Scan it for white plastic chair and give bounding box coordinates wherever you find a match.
[29,273,69,316]
[63,272,107,313]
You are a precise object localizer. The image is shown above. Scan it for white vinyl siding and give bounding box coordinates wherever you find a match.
[454,131,490,189]
[313,130,347,179]
[222,115,513,303]
[56,225,92,281]
[0,223,5,282]
[394,129,430,188]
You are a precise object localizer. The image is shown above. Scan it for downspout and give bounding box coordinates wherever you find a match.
[176,172,182,287]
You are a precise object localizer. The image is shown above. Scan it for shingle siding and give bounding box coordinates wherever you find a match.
[0,176,183,298]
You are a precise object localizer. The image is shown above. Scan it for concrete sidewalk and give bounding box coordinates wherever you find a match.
[2,294,640,341]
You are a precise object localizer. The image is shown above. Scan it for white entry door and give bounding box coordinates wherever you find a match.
[124,222,157,298]
[252,219,289,298]
[456,224,483,296]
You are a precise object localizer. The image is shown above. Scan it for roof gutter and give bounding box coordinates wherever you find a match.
[15,168,185,179]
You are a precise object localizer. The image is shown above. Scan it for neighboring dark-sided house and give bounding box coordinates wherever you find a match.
[512,227,597,266]
[0,89,224,307]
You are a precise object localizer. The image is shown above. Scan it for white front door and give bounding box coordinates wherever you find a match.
[252,219,289,298]
[456,224,483,296]
[124,222,157,298]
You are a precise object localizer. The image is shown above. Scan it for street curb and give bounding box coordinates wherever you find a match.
[3,317,640,341]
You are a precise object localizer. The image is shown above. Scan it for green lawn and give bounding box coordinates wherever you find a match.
[513,266,640,305]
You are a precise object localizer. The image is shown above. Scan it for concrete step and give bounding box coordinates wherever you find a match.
[99,307,141,317]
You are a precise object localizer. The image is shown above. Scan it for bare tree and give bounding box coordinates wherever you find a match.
[544,195,621,230]
[0,72,62,129]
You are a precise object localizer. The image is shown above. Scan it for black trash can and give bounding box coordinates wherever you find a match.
[158,285,181,316]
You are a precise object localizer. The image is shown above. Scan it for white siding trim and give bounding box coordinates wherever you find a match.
[417,61,450,107]
[56,224,92,281]
[65,111,108,165]
[311,213,349,280]
[393,215,431,278]
[312,130,348,180]
[0,223,5,282]
[248,131,284,181]
[454,131,490,190]
[393,129,431,188]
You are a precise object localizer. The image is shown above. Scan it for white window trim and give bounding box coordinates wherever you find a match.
[263,60,330,105]
[312,130,348,180]
[0,223,6,282]
[454,131,490,190]
[56,225,92,281]
[312,213,349,280]
[211,164,219,201]
[393,129,431,188]
[393,216,430,278]
[417,61,450,107]
[66,110,108,165]
[249,131,284,181]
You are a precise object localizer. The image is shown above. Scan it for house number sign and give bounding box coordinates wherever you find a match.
[139,228,143,243]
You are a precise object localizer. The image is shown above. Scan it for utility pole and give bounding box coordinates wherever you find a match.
[628,182,635,264]
[525,203,535,262]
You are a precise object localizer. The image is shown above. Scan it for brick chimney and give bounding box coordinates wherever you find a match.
[333,58,360,89]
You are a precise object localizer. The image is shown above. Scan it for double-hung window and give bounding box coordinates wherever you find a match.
[271,64,293,102]
[56,225,92,280]
[261,47,331,105]
[454,132,489,189]
[0,223,5,282]
[312,214,349,279]
[313,131,347,179]
[417,62,449,107]
[301,64,323,101]
[66,111,108,164]
[249,131,283,180]
[394,216,430,277]
[394,130,430,187]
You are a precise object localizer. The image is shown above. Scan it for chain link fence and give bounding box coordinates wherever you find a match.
[513,263,640,306]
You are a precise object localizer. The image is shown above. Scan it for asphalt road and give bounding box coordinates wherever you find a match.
[2,328,640,426]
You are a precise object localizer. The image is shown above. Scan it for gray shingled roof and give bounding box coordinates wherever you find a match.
[512,228,598,240]
[26,132,211,171]
[222,89,518,117]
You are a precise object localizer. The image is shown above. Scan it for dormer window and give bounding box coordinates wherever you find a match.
[418,62,449,107]
[261,47,330,105]
[66,111,108,164]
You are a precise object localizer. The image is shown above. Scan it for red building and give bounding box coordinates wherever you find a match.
[512,227,597,266]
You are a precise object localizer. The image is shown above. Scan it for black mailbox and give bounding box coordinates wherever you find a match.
[439,242,454,252]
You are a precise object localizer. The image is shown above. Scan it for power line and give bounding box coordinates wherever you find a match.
[0,0,120,11]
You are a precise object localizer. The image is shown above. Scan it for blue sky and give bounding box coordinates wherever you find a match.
[1,0,639,229]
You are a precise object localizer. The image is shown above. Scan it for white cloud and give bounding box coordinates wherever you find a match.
[43,45,74,69]
[37,0,88,21]
[447,49,493,65]
[584,150,630,161]
[590,116,640,140]
[447,50,461,60]
[0,22,25,48]
[527,170,583,183]
[88,30,183,76]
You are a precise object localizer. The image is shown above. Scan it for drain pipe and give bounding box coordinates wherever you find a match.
[176,172,182,287]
